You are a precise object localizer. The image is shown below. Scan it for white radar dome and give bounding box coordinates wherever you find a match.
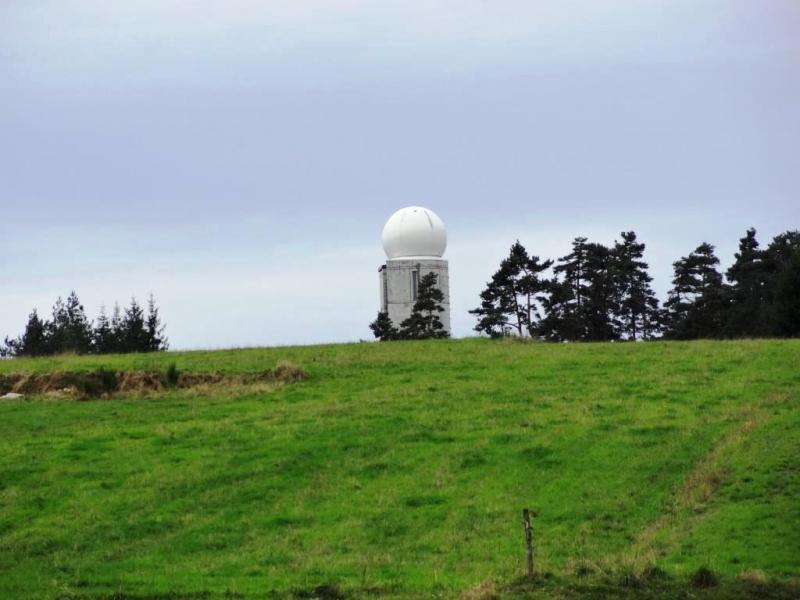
[382,206,447,259]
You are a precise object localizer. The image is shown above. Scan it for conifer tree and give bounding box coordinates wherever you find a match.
[399,272,449,339]
[762,230,800,336]
[145,293,169,351]
[369,312,398,341]
[613,231,660,340]
[48,291,93,354]
[47,296,67,352]
[470,277,516,337]
[663,243,727,339]
[470,241,552,337]
[583,241,618,341]
[770,248,800,337]
[539,237,595,341]
[550,236,590,340]
[93,306,115,354]
[110,302,124,352]
[1,310,51,357]
[537,276,579,341]
[724,228,767,337]
[120,297,148,352]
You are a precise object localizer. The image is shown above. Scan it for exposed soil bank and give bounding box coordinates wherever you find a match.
[0,360,308,398]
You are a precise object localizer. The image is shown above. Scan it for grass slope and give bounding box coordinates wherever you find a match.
[0,339,798,599]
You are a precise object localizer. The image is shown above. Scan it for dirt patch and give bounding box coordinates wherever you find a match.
[117,371,166,392]
[0,361,308,400]
[459,579,498,600]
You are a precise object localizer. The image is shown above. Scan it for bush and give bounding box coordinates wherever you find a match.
[165,363,180,388]
[690,566,719,588]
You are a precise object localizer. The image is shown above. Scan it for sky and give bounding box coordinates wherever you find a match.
[1,1,799,349]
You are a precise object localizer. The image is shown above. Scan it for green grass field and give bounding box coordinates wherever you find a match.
[0,339,798,599]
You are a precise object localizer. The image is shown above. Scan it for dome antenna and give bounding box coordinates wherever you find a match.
[378,206,451,334]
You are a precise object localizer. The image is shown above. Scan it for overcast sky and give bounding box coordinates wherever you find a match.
[1,1,798,348]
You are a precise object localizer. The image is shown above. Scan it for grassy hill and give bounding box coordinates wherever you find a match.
[0,339,798,599]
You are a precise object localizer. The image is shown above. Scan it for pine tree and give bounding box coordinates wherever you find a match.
[540,236,619,341]
[110,302,124,352]
[48,291,93,354]
[145,293,168,351]
[1,310,51,357]
[547,237,591,340]
[369,312,398,341]
[470,241,552,337]
[470,277,516,337]
[120,297,147,352]
[662,254,696,337]
[762,230,800,336]
[537,276,579,341]
[692,243,729,337]
[725,228,767,337]
[770,248,800,336]
[64,291,93,353]
[663,243,727,339]
[512,243,552,336]
[613,231,660,340]
[93,306,116,354]
[48,296,67,352]
[399,272,449,339]
[582,242,618,341]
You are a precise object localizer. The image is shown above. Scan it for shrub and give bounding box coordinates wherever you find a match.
[690,566,719,588]
[165,363,180,388]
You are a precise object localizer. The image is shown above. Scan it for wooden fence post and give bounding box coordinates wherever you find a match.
[522,508,534,579]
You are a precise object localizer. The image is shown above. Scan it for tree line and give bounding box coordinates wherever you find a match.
[1,291,168,357]
[470,228,800,341]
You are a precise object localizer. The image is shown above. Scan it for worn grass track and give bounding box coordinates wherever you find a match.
[0,339,798,599]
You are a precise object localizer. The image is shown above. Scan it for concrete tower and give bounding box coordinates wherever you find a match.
[379,206,450,333]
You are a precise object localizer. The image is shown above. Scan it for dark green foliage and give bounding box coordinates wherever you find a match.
[690,567,719,588]
[770,247,800,336]
[541,237,591,341]
[470,240,552,337]
[97,367,118,394]
[369,312,398,341]
[725,228,767,337]
[398,271,449,339]
[717,229,800,338]
[761,231,800,337]
[48,291,94,354]
[662,243,729,339]
[474,228,800,342]
[120,297,148,352]
[146,293,169,352]
[582,241,618,341]
[614,231,661,340]
[537,274,580,341]
[477,234,662,342]
[1,293,168,357]
[110,302,124,351]
[56,368,119,398]
[538,236,641,342]
[1,310,50,357]
[165,363,180,387]
[93,306,117,354]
